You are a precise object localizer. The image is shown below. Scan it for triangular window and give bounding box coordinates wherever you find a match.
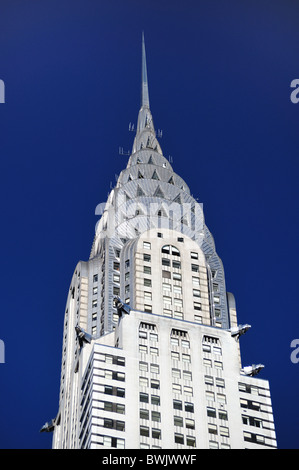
[181,216,188,226]
[168,176,174,185]
[173,194,181,204]
[128,174,132,182]
[137,157,142,164]
[137,185,145,197]
[135,205,144,216]
[157,206,167,218]
[146,137,152,148]
[138,171,144,179]
[148,155,154,164]
[152,169,160,180]
[154,186,165,198]
[124,192,131,201]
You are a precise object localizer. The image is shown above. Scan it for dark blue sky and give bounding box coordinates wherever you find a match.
[0,0,298,449]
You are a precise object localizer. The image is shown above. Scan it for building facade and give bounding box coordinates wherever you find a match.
[47,35,277,449]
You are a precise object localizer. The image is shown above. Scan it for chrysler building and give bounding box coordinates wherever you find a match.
[44,34,277,449]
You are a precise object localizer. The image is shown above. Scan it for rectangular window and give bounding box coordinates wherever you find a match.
[116,421,125,432]
[113,262,120,271]
[206,391,215,401]
[144,291,152,300]
[186,436,196,447]
[163,309,172,316]
[144,278,152,287]
[162,270,171,279]
[92,300,97,308]
[140,409,149,420]
[151,411,161,422]
[203,358,212,367]
[150,347,158,356]
[208,424,218,435]
[219,410,228,420]
[116,404,125,414]
[185,418,195,429]
[173,272,182,281]
[174,416,183,427]
[173,285,182,294]
[143,241,151,249]
[139,345,148,354]
[185,402,194,413]
[139,362,148,372]
[113,274,120,283]
[183,371,192,381]
[207,407,216,418]
[193,289,201,297]
[151,379,160,389]
[144,305,152,312]
[174,298,183,308]
[182,354,191,363]
[191,264,199,272]
[93,274,98,282]
[162,282,172,292]
[162,258,170,266]
[194,302,202,311]
[143,254,151,262]
[149,333,158,342]
[172,260,181,269]
[125,259,130,268]
[181,340,190,349]
[152,428,161,439]
[173,400,182,410]
[151,395,160,406]
[174,433,184,444]
[113,286,120,296]
[174,311,183,320]
[214,361,223,370]
[215,378,225,388]
[125,285,130,294]
[220,426,229,437]
[144,266,151,274]
[172,368,181,378]
[204,375,214,385]
[140,426,149,437]
[140,392,149,403]
[139,377,148,387]
[93,286,98,295]
[171,351,180,360]
[163,296,172,307]
[217,393,226,404]
[191,252,198,259]
[192,276,200,286]
[184,386,193,396]
[172,383,182,393]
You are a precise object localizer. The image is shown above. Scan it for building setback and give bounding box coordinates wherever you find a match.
[46,35,277,449]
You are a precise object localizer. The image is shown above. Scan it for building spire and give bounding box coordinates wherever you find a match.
[130,33,163,157]
[141,31,150,108]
